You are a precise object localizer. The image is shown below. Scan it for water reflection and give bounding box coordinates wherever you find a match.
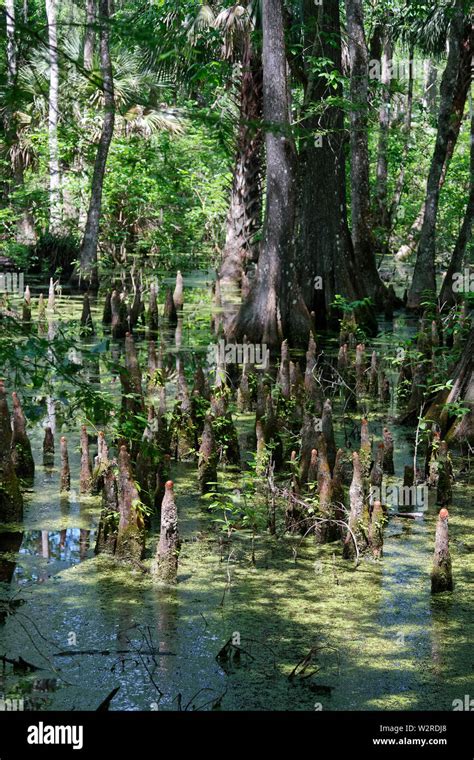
[0,531,23,583]
[0,528,95,585]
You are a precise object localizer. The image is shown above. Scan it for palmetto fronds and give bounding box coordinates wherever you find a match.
[185,4,216,44]
[122,104,183,137]
[393,0,463,56]
[215,5,250,59]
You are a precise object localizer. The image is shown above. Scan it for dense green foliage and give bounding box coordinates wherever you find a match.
[0,0,470,282]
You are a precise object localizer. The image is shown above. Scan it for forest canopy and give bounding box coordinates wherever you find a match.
[0,0,471,315]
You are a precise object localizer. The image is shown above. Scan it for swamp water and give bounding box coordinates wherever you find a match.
[0,275,472,711]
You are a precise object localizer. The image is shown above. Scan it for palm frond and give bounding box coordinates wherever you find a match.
[121,104,183,136]
[186,4,216,44]
[214,5,250,59]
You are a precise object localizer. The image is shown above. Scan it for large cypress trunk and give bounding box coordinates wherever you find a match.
[230,0,311,349]
[220,36,263,285]
[219,33,263,336]
[407,4,472,309]
[296,0,366,328]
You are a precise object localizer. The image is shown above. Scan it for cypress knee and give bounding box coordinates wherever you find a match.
[147,283,159,336]
[263,395,282,468]
[337,344,349,375]
[428,430,441,488]
[152,480,180,583]
[0,381,23,523]
[307,448,318,488]
[95,462,119,555]
[368,500,385,559]
[37,293,47,335]
[102,290,112,325]
[111,290,127,339]
[304,335,321,411]
[300,412,320,484]
[278,339,290,399]
[321,399,336,473]
[11,392,34,480]
[316,439,336,543]
[368,351,379,397]
[343,451,368,559]
[130,278,144,329]
[359,418,371,479]
[177,361,192,415]
[436,441,453,506]
[80,293,95,335]
[173,271,184,311]
[355,343,367,395]
[163,287,178,326]
[237,363,251,412]
[431,508,453,593]
[382,427,395,475]
[60,437,71,492]
[147,339,158,381]
[369,442,384,503]
[255,419,266,475]
[289,360,304,401]
[22,286,32,327]
[198,415,217,494]
[43,426,55,467]
[79,425,93,494]
[47,277,55,311]
[115,446,145,562]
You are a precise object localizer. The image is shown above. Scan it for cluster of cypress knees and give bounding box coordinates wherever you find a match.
[0,271,458,592]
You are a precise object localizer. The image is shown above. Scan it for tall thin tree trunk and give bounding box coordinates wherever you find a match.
[345,0,384,303]
[230,0,311,348]
[407,3,472,309]
[83,0,95,71]
[296,0,371,328]
[423,59,438,115]
[375,32,393,236]
[45,0,61,233]
[439,112,474,308]
[75,0,115,289]
[395,118,469,260]
[6,0,16,84]
[388,49,414,233]
[220,38,263,283]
